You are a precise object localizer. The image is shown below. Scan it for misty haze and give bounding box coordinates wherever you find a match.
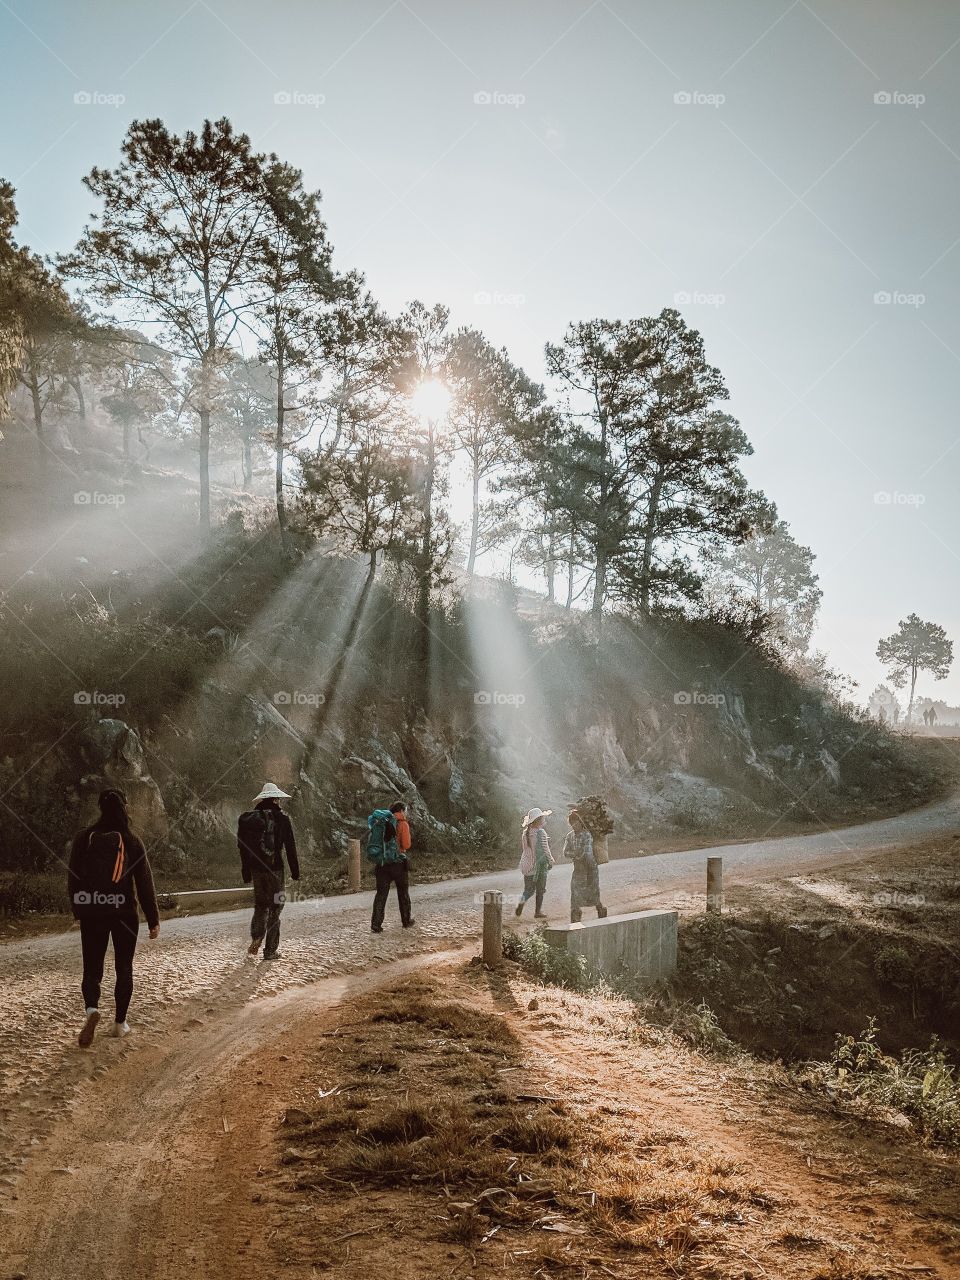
[1,3,959,1277]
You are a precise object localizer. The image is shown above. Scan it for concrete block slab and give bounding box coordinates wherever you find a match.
[544,909,678,983]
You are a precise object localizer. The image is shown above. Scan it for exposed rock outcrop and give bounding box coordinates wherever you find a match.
[77,717,168,839]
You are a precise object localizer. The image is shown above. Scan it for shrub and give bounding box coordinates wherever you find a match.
[810,1018,960,1146]
[508,928,591,990]
[672,1000,741,1059]
[873,943,913,986]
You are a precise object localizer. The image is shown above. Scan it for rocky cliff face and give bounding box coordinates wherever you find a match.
[0,554,932,887]
[102,644,918,874]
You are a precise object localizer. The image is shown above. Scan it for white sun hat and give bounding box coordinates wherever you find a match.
[253,782,291,803]
[521,806,552,828]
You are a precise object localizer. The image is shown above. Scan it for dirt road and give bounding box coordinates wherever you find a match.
[1,793,958,1278]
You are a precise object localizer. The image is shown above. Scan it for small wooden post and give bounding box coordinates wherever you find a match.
[706,856,723,914]
[347,838,362,893]
[482,890,503,967]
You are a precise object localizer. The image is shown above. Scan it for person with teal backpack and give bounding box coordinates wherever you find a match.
[367,803,414,933]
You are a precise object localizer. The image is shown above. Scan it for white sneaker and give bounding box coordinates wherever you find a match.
[108,1021,131,1038]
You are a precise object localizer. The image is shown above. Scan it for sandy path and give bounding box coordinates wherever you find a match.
[1,949,465,1280]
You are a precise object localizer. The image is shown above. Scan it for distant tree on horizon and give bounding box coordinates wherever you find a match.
[876,613,953,725]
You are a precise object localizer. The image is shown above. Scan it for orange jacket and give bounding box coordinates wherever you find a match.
[394,812,412,853]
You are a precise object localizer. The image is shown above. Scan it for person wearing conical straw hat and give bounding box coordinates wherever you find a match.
[237,783,300,961]
[514,807,554,919]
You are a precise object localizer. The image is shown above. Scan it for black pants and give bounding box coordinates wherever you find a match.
[251,866,284,957]
[372,861,411,928]
[80,914,139,1022]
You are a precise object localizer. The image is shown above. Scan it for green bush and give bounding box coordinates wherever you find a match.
[811,1018,960,1147]
[504,927,591,990]
[672,1000,741,1059]
[873,943,913,986]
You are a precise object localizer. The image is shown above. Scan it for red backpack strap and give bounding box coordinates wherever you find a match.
[112,833,126,883]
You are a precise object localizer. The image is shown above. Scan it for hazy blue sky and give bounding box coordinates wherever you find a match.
[3,0,959,704]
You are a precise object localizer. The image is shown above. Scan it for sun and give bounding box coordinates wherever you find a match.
[410,378,452,423]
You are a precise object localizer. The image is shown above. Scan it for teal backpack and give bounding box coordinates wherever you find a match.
[366,808,397,864]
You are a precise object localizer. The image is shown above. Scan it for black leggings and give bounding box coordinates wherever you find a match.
[80,914,139,1022]
[372,861,412,928]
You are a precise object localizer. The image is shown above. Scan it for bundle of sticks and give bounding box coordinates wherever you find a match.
[572,794,614,835]
[571,795,614,864]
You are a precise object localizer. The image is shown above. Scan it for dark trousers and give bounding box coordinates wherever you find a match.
[520,868,547,912]
[80,914,139,1021]
[372,860,411,928]
[251,867,284,957]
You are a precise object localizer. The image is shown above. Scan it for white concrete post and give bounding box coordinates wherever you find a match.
[482,890,503,967]
[706,856,723,914]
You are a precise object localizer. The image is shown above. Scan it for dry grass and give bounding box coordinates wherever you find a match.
[270,975,782,1276]
[267,966,956,1279]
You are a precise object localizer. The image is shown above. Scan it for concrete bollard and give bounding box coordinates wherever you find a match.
[482,890,503,967]
[347,838,362,893]
[706,855,723,914]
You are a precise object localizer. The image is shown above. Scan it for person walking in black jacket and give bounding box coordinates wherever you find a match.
[238,782,300,961]
[67,788,160,1047]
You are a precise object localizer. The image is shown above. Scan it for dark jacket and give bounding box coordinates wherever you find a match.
[68,821,160,929]
[239,802,300,882]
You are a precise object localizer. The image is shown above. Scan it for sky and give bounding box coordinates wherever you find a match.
[3,0,959,705]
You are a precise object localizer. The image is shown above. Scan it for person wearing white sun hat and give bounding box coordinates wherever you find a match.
[514,806,555,919]
[237,782,300,961]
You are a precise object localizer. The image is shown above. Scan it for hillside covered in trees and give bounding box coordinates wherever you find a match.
[0,118,944,907]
